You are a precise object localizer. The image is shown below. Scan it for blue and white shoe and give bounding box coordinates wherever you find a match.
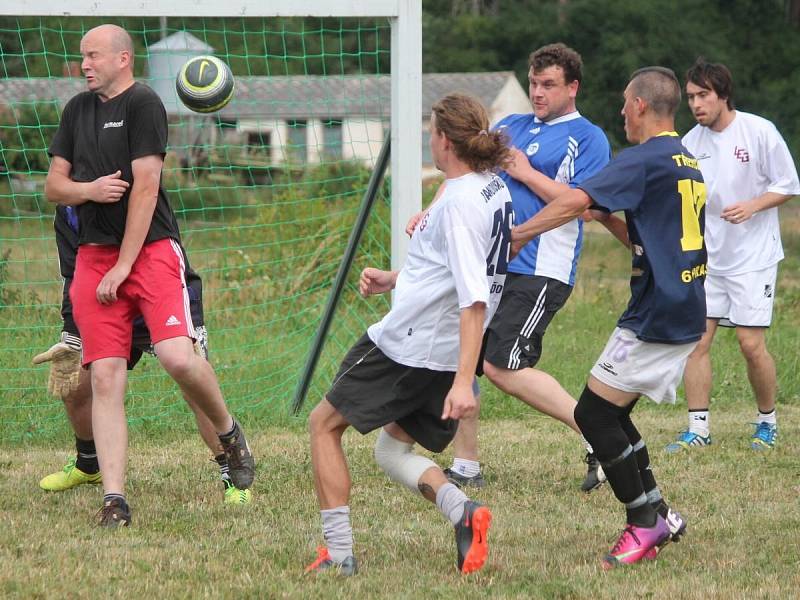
[665,430,711,453]
[750,422,777,450]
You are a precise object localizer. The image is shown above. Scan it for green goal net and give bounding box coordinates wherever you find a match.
[0,17,395,441]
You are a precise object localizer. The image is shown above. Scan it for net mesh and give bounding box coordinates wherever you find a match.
[0,17,394,441]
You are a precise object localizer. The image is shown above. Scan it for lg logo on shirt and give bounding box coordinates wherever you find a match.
[734,146,750,163]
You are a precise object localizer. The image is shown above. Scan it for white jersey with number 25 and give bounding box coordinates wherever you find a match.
[368,172,514,371]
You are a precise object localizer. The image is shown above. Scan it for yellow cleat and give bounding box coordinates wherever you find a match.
[223,481,252,505]
[39,458,101,491]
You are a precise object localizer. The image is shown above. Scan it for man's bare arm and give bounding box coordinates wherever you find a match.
[511,188,593,257]
[504,147,569,203]
[95,154,162,304]
[721,192,795,224]
[589,210,630,248]
[441,302,486,421]
[45,156,129,206]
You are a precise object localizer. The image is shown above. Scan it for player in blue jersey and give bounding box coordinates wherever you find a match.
[442,43,621,492]
[511,66,706,568]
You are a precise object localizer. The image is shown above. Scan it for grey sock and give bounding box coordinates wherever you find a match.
[435,483,468,526]
[321,506,353,563]
[646,487,663,505]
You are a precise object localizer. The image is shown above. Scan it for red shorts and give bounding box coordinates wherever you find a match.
[71,238,195,366]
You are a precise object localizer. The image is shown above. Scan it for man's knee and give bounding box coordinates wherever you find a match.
[373,428,436,493]
[90,358,126,392]
[63,371,92,408]
[309,399,347,438]
[482,359,510,387]
[736,330,768,362]
[689,323,717,358]
[158,348,196,381]
[574,385,629,460]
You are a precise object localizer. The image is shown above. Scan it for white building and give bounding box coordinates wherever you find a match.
[1,25,529,173]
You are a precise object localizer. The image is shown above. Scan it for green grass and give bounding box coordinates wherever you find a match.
[1,204,799,597]
[1,407,798,598]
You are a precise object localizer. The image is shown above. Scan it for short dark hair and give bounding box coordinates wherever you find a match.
[685,58,734,110]
[629,66,681,117]
[528,43,582,84]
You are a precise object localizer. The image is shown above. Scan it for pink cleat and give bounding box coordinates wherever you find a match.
[602,515,670,570]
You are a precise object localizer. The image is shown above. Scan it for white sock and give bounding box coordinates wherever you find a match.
[581,436,594,454]
[688,410,710,437]
[435,483,468,526]
[450,458,480,478]
[757,409,777,425]
[321,506,353,563]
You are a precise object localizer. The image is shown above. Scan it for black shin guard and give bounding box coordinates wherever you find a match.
[575,386,657,527]
[574,386,628,460]
[619,409,659,499]
[75,436,99,474]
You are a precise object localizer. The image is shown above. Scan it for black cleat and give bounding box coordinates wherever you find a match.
[581,452,607,493]
[455,500,492,574]
[444,467,486,489]
[219,420,255,489]
[96,497,131,528]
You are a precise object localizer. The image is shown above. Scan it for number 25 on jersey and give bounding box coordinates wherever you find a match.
[487,201,514,276]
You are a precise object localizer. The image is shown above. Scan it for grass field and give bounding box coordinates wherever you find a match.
[1,207,799,598]
[2,406,799,598]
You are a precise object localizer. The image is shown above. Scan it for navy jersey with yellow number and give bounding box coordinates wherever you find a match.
[579,133,707,344]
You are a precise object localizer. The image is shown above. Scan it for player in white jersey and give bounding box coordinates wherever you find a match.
[666,58,799,453]
[305,93,513,576]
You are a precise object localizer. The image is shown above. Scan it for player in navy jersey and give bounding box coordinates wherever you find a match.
[44,24,254,526]
[33,205,251,505]
[436,44,622,492]
[512,67,705,568]
[306,94,512,576]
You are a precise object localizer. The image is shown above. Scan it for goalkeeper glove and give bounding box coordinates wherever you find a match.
[32,332,82,398]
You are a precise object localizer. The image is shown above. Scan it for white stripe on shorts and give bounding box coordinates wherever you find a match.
[507,282,548,369]
[169,239,195,334]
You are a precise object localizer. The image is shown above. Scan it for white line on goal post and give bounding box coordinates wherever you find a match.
[1,0,423,269]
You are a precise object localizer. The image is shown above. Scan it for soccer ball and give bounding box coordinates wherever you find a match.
[175,55,235,113]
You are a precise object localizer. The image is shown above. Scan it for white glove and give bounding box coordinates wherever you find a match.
[32,333,82,398]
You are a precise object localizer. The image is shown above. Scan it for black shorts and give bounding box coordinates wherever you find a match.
[483,273,572,370]
[326,334,457,453]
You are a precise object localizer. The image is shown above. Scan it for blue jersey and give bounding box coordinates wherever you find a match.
[579,133,707,344]
[495,112,610,285]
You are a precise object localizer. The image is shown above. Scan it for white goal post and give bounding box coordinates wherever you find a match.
[1,0,422,270]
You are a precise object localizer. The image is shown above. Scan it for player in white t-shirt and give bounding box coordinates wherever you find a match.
[666,59,799,453]
[305,93,514,576]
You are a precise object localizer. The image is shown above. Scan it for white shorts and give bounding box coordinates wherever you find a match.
[705,265,777,328]
[590,328,697,404]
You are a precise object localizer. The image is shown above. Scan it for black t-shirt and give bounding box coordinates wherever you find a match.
[48,82,179,246]
[579,133,707,344]
[54,205,205,335]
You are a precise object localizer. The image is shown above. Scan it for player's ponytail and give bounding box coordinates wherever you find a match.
[431,93,511,173]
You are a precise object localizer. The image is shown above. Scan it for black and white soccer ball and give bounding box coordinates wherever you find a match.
[175,55,235,113]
